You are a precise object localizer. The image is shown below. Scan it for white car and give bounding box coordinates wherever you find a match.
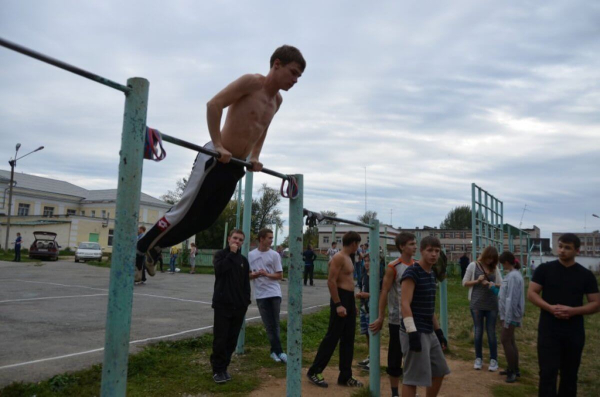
[75,242,103,262]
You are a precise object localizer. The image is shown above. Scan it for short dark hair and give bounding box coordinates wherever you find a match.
[229,229,245,238]
[139,226,146,232]
[558,233,581,250]
[395,232,416,252]
[331,241,337,246]
[499,251,520,269]
[364,243,369,248]
[420,236,441,251]
[270,45,306,71]
[258,228,273,241]
[342,231,361,247]
[307,244,312,250]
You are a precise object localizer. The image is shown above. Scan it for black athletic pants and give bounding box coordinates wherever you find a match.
[304,264,314,285]
[538,324,585,397]
[210,307,247,374]
[308,288,356,382]
[137,144,245,259]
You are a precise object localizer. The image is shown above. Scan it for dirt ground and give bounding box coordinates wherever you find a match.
[249,352,508,396]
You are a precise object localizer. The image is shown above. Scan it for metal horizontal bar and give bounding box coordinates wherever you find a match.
[159,133,289,181]
[305,210,374,229]
[0,37,130,94]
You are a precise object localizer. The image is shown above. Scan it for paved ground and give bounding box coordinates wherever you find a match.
[0,259,331,386]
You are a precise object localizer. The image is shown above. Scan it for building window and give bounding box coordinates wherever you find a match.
[17,203,30,216]
[43,206,54,217]
[67,209,77,216]
[81,210,86,216]
[91,210,96,218]
[107,212,110,220]
[440,232,445,238]
[102,210,106,218]
[323,236,329,244]
[108,229,114,246]
[336,238,342,244]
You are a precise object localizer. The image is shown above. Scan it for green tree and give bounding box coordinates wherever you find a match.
[439,205,471,229]
[251,183,283,235]
[160,172,191,204]
[319,210,338,224]
[358,210,378,224]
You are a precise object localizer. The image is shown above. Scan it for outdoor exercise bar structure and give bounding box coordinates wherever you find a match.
[305,209,382,396]
[0,37,308,397]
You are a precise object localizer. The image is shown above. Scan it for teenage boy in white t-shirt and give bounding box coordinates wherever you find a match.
[249,228,287,363]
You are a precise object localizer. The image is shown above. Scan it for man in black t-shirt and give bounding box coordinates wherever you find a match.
[528,233,600,397]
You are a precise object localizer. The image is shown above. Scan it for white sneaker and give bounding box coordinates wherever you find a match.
[474,358,483,370]
[270,352,282,362]
[488,359,499,372]
[278,353,288,363]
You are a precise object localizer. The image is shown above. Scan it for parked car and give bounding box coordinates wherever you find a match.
[29,231,61,261]
[75,242,103,262]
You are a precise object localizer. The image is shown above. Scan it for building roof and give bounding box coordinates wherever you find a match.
[0,169,170,208]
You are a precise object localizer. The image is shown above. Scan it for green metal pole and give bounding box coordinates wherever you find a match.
[368,219,380,396]
[236,179,242,229]
[331,224,336,248]
[223,221,228,249]
[286,175,303,397]
[101,77,149,397]
[274,224,278,248]
[236,170,253,354]
[440,280,448,337]
[471,183,477,262]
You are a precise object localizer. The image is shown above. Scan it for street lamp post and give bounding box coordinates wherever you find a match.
[3,145,44,252]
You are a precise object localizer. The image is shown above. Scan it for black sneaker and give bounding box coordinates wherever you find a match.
[338,377,363,387]
[307,372,328,388]
[500,369,521,377]
[505,371,518,383]
[213,372,227,384]
[357,357,370,368]
[224,371,231,381]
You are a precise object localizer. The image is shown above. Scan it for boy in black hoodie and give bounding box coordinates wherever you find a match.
[210,229,251,383]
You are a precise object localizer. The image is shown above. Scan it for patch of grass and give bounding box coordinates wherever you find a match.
[0,251,40,263]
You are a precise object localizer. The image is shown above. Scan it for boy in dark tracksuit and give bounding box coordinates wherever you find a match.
[210,230,251,384]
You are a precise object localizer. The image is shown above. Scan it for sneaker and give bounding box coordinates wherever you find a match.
[278,353,288,363]
[134,267,142,283]
[213,372,227,384]
[144,248,160,277]
[474,358,483,370]
[358,357,370,368]
[505,371,517,383]
[489,359,499,372]
[224,371,231,382]
[338,377,363,387]
[307,372,328,388]
[270,352,282,363]
[360,363,370,371]
[500,369,521,377]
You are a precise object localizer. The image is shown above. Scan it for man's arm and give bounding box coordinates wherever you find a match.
[400,278,415,319]
[213,250,237,275]
[527,281,556,313]
[327,255,346,317]
[369,267,394,334]
[555,293,600,318]
[206,74,263,163]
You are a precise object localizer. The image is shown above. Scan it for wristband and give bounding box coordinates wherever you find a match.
[403,316,417,333]
[335,302,342,308]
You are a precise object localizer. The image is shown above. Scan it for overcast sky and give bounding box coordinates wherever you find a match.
[1,1,599,240]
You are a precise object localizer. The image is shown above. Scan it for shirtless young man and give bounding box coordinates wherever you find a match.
[307,231,363,389]
[135,45,305,280]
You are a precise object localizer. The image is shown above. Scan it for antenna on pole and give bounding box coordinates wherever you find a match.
[519,204,530,229]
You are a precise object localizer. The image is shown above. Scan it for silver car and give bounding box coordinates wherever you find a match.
[75,242,103,262]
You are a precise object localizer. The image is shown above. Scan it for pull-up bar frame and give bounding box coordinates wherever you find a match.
[1,37,307,397]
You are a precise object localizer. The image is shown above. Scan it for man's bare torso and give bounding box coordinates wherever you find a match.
[220,74,281,160]
[332,252,356,292]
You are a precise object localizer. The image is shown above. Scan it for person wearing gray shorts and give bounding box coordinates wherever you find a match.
[400,236,450,397]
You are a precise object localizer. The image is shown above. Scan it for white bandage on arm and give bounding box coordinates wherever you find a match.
[403,316,417,333]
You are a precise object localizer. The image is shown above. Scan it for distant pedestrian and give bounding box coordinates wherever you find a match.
[12,233,22,262]
[189,242,197,274]
[327,242,339,263]
[135,226,147,284]
[459,252,470,279]
[169,246,179,274]
[302,244,317,286]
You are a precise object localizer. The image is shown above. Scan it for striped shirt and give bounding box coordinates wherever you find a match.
[400,263,436,334]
